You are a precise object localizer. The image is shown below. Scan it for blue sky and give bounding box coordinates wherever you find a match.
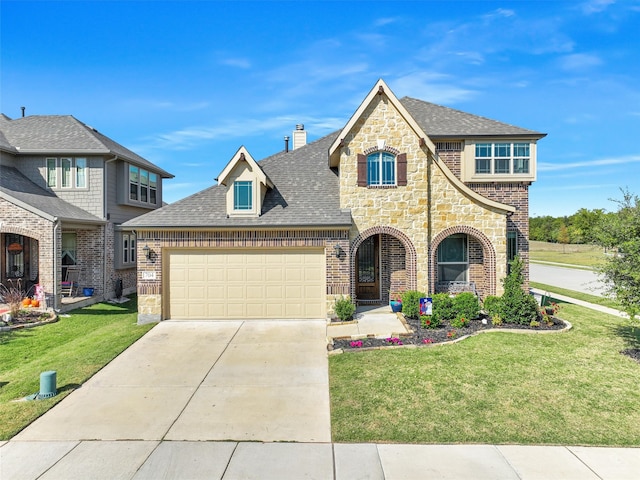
[2,0,639,217]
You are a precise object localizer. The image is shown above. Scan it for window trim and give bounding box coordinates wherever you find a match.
[45,157,89,190]
[128,164,159,206]
[366,151,396,186]
[463,140,537,183]
[233,180,253,211]
[437,234,469,282]
[474,142,531,176]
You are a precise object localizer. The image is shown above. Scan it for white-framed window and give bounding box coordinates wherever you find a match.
[367,151,396,186]
[437,234,468,282]
[474,142,530,175]
[122,233,136,266]
[46,158,88,189]
[234,181,252,210]
[129,165,158,205]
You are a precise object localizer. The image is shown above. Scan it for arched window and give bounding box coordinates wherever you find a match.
[367,151,396,186]
[437,234,468,282]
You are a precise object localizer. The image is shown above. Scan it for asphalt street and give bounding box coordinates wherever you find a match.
[530,263,606,296]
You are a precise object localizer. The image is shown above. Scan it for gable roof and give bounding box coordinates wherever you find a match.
[329,79,437,167]
[123,133,351,229]
[0,114,173,178]
[0,166,104,224]
[216,146,273,188]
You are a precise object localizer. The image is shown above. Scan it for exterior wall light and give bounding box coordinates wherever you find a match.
[143,244,152,260]
[333,243,341,258]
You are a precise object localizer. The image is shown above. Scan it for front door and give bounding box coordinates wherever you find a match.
[356,235,379,300]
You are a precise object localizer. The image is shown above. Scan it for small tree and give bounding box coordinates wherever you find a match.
[557,224,570,253]
[594,189,640,322]
[500,256,539,325]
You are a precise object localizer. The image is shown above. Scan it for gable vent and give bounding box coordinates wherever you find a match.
[435,141,462,151]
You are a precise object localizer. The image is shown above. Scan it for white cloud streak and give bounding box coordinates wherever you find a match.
[538,155,640,172]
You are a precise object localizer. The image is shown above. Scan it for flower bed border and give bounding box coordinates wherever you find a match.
[328,315,572,355]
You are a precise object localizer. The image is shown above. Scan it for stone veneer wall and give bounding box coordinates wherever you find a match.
[339,94,508,297]
[135,228,350,323]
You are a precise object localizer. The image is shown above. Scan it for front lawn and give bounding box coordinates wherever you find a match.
[0,297,154,440]
[329,302,640,446]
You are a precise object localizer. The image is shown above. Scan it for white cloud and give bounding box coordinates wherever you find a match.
[393,72,476,104]
[559,53,603,71]
[220,57,251,69]
[581,0,616,14]
[538,155,640,172]
[374,17,400,27]
[121,99,210,112]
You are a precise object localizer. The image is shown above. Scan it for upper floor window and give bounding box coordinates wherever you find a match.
[475,143,530,175]
[129,165,158,205]
[234,181,252,210]
[47,157,87,189]
[367,151,396,186]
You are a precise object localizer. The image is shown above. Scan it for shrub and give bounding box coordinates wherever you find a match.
[0,279,27,319]
[334,296,356,321]
[401,290,427,319]
[491,314,503,326]
[500,257,540,325]
[450,316,469,329]
[420,315,440,329]
[482,295,502,318]
[431,293,456,324]
[453,292,480,320]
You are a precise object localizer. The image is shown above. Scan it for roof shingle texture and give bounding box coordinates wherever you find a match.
[124,97,545,229]
[0,166,104,223]
[0,114,172,178]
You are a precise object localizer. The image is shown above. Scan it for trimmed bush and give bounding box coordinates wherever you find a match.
[431,293,456,324]
[401,290,427,319]
[453,292,480,320]
[482,295,502,318]
[421,315,440,329]
[334,296,356,321]
[500,257,540,325]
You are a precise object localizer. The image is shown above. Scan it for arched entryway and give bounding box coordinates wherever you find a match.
[351,226,417,304]
[430,226,497,298]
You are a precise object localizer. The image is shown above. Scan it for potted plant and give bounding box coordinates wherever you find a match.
[390,292,403,313]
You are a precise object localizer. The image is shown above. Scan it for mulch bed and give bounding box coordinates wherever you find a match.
[0,309,58,331]
[330,314,567,352]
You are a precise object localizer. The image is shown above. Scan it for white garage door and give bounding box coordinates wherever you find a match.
[167,248,326,319]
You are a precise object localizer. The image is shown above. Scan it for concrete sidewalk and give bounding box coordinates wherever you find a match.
[2,316,639,479]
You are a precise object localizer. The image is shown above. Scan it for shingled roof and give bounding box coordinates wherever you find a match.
[400,97,545,138]
[124,94,543,229]
[0,166,104,224]
[0,114,173,178]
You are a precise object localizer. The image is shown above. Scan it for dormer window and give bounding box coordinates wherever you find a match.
[234,181,253,210]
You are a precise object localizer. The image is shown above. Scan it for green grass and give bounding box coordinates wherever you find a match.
[530,240,605,268]
[0,297,154,440]
[329,303,640,446]
[530,281,621,310]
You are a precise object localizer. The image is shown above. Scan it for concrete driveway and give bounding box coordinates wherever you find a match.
[13,320,331,444]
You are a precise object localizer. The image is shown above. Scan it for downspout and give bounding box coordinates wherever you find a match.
[103,156,118,299]
[53,218,60,311]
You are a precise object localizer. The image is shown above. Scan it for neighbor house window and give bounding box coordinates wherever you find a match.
[475,143,530,175]
[128,165,158,205]
[46,158,87,188]
[75,158,87,188]
[61,158,72,188]
[122,233,136,265]
[437,234,468,282]
[234,181,252,210]
[47,158,57,187]
[367,151,396,186]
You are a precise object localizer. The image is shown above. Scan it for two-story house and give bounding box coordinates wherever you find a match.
[124,79,545,323]
[0,113,173,311]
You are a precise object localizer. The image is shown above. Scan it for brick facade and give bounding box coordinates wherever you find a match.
[135,228,350,321]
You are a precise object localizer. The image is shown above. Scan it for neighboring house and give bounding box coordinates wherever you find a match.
[0,113,173,311]
[124,79,545,323]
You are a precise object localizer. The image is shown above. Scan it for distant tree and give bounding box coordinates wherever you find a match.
[571,208,605,244]
[594,189,640,322]
[557,224,570,252]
